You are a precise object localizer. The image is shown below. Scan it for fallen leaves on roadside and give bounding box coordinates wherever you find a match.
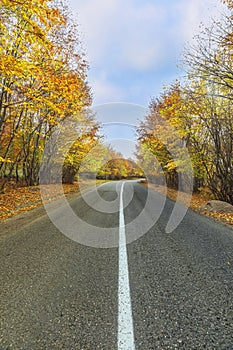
[203,211,233,226]
[0,183,80,221]
[1,181,233,227]
[0,180,109,222]
[146,183,233,227]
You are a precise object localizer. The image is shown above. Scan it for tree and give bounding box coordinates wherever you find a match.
[0,0,94,190]
[62,117,100,184]
[182,4,233,203]
[135,1,233,203]
[136,83,194,191]
[95,147,143,180]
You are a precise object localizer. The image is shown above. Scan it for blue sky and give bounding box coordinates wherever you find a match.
[68,0,225,157]
[69,0,224,106]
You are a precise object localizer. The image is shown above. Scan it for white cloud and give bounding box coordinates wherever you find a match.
[90,72,125,104]
[175,0,226,43]
[69,0,120,63]
[70,0,167,70]
[117,3,167,71]
[69,0,227,104]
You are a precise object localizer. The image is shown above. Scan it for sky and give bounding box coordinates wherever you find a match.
[68,0,225,158]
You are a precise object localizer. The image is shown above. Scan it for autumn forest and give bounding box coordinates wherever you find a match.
[0,0,233,205]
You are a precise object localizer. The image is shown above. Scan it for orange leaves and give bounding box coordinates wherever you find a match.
[222,0,233,9]
[0,0,94,192]
[45,7,65,25]
[146,182,233,227]
[0,54,38,80]
[0,183,80,221]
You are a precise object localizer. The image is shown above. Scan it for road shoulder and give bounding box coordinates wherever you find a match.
[140,181,233,230]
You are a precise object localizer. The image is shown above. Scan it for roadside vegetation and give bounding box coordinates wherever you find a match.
[0,0,100,192]
[136,0,233,206]
[0,0,232,224]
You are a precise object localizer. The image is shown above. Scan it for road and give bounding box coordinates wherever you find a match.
[0,180,233,349]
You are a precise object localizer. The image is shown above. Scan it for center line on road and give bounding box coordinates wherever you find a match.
[118,182,135,350]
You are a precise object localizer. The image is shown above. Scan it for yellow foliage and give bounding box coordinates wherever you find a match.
[0,0,94,189]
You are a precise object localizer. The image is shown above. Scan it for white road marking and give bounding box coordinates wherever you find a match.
[118,182,136,350]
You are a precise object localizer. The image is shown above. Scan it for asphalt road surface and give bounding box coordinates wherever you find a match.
[0,180,233,349]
